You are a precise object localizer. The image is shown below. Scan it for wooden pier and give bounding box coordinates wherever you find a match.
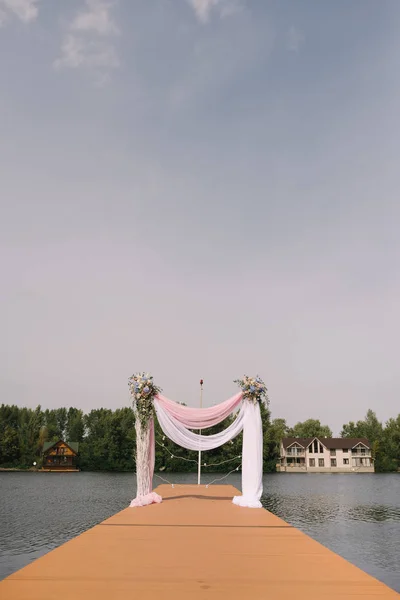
[1,484,399,599]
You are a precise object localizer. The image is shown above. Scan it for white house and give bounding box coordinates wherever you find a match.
[279,437,374,473]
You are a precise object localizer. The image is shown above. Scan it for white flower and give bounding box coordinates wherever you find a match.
[136,394,141,399]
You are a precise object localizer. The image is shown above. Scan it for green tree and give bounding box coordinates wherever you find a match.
[0,425,20,464]
[18,406,44,466]
[37,425,48,461]
[79,408,114,470]
[341,409,383,441]
[260,402,277,472]
[55,408,68,439]
[103,408,136,471]
[289,419,332,438]
[341,410,386,471]
[43,409,62,440]
[266,418,290,469]
[381,415,400,472]
[66,408,85,443]
[0,404,20,465]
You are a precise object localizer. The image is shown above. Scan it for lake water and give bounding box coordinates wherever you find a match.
[1,472,399,592]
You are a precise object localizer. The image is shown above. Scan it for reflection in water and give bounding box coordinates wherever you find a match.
[263,494,400,525]
[348,504,400,522]
[262,492,341,525]
[0,472,399,592]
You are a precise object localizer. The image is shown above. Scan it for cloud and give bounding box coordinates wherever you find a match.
[287,25,305,52]
[0,0,40,25]
[71,0,119,35]
[189,0,243,24]
[54,34,119,70]
[168,8,273,109]
[54,0,119,82]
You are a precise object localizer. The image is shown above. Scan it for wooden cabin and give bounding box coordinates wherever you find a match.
[42,440,80,471]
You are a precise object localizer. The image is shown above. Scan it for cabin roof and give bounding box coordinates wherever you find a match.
[42,440,79,454]
[282,437,371,450]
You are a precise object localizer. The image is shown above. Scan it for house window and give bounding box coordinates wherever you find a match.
[309,445,313,453]
[288,444,303,456]
[361,448,366,454]
[318,458,324,467]
[314,440,319,453]
[343,458,349,465]
[330,450,336,456]
[319,444,323,453]
[342,449,348,453]
[309,458,315,467]
[331,459,337,467]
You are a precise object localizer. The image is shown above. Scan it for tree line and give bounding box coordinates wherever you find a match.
[0,404,399,472]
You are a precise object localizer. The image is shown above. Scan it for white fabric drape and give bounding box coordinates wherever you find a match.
[130,417,162,507]
[154,398,245,451]
[232,401,263,508]
[130,394,264,509]
[155,392,243,429]
[154,398,263,508]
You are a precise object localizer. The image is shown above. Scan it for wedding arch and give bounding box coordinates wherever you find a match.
[129,374,267,509]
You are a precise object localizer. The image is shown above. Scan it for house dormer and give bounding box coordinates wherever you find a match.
[307,438,326,454]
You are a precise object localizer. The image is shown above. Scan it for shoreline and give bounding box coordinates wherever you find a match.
[0,467,33,472]
[1,467,398,475]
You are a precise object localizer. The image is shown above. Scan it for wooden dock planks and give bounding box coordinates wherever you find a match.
[1,484,399,599]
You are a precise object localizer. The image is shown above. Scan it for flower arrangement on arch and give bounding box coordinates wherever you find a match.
[234,375,268,404]
[128,372,161,429]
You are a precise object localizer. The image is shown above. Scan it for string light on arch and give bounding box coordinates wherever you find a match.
[156,438,242,469]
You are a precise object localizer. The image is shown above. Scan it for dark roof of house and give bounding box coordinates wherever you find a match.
[42,440,80,454]
[282,437,371,450]
[282,437,314,449]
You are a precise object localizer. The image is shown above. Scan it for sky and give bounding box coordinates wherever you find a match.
[1,0,399,434]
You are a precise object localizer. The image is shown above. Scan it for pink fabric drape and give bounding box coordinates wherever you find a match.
[129,491,161,507]
[155,392,243,429]
[130,392,247,508]
[149,419,155,486]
